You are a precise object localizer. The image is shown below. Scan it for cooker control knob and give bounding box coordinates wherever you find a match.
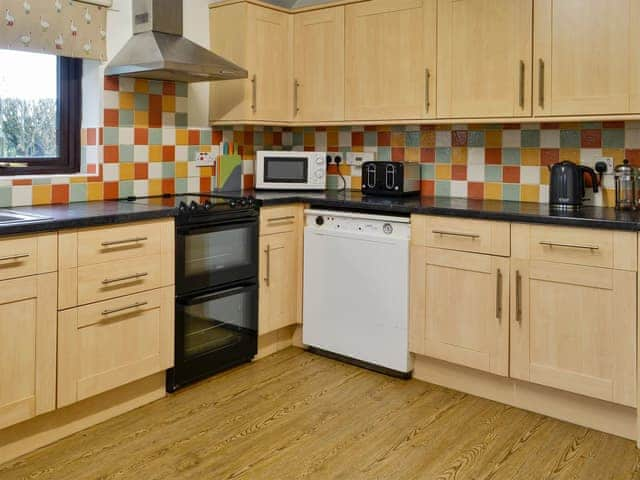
[203,200,212,210]
[239,198,248,207]
[316,156,324,165]
[178,201,188,214]
[315,216,324,226]
[229,200,237,208]
[189,201,199,212]
[383,223,393,235]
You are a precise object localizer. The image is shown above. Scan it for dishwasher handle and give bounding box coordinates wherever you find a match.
[306,229,409,245]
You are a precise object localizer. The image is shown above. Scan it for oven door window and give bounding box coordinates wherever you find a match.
[178,284,258,361]
[264,157,308,183]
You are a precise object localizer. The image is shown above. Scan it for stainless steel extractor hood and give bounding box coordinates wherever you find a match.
[105,0,248,83]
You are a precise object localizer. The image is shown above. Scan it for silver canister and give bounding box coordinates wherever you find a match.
[614,159,637,210]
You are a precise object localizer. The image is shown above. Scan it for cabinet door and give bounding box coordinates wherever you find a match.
[410,247,509,376]
[437,0,532,118]
[535,0,638,116]
[345,0,436,121]
[57,287,174,407]
[0,274,56,430]
[259,231,299,335]
[248,5,293,121]
[510,260,636,407]
[294,7,345,122]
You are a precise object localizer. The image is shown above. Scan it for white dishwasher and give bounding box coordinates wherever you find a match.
[302,209,412,375]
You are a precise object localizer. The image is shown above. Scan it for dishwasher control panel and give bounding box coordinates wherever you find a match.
[305,210,410,240]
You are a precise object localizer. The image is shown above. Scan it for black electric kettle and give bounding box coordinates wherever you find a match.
[548,161,599,210]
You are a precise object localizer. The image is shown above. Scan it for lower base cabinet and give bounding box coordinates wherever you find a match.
[57,287,174,408]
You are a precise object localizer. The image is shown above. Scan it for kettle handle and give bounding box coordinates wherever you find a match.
[581,166,599,194]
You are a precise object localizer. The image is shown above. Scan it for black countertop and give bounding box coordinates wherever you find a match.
[1,190,640,236]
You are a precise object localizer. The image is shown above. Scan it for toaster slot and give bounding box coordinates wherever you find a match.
[385,164,396,190]
[366,163,377,187]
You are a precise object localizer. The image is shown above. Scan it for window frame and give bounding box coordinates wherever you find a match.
[0,55,82,176]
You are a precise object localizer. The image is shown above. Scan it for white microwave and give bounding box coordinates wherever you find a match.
[256,150,327,190]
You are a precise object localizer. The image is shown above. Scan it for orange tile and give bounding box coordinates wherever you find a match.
[104,76,119,91]
[119,92,134,110]
[485,131,502,148]
[521,185,540,203]
[350,176,362,191]
[134,79,149,93]
[12,179,32,186]
[104,109,119,127]
[162,179,175,194]
[212,130,223,145]
[484,183,502,200]
[467,182,484,199]
[162,95,176,112]
[176,129,188,145]
[420,130,436,147]
[304,132,315,147]
[391,132,404,147]
[540,166,550,184]
[134,111,149,127]
[451,165,467,180]
[148,179,163,195]
[103,145,119,163]
[559,148,580,164]
[435,165,451,180]
[134,163,148,180]
[327,131,339,147]
[521,148,540,166]
[200,177,212,192]
[87,183,103,201]
[103,182,119,200]
[119,163,134,180]
[175,162,188,178]
[421,180,434,196]
[134,128,148,145]
[149,145,163,162]
[32,185,52,205]
[452,147,467,165]
[52,184,69,204]
[188,130,201,145]
[603,148,625,164]
[243,174,255,190]
[405,148,420,163]
[162,145,175,162]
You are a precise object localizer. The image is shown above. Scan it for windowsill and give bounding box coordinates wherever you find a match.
[0,171,100,181]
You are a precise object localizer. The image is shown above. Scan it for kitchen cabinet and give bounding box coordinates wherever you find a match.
[534,0,640,116]
[345,0,436,121]
[510,224,637,407]
[259,205,303,335]
[293,6,345,122]
[210,2,292,123]
[437,0,532,118]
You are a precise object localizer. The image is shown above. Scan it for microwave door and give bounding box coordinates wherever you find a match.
[263,156,309,184]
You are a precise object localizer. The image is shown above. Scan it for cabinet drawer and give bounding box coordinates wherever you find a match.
[57,287,174,407]
[0,233,56,281]
[516,224,637,270]
[260,205,302,236]
[412,215,510,256]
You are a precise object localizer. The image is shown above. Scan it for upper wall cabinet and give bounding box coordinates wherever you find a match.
[534,0,640,116]
[437,0,532,119]
[210,3,292,123]
[345,0,437,121]
[294,7,345,122]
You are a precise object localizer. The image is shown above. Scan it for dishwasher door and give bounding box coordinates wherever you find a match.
[302,211,411,374]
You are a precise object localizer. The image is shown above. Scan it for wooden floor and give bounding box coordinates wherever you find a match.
[2,348,640,480]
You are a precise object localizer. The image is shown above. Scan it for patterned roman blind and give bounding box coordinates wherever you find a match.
[1,0,108,61]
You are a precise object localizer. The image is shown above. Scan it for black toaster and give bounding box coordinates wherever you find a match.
[361,161,421,196]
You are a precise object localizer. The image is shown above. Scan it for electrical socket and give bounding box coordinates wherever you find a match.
[596,156,614,173]
[346,151,375,166]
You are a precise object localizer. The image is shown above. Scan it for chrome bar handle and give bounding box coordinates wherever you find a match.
[519,60,525,109]
[264,244,271,287]
[538,59,545,109]
[294,79,300,116]
[432,230,480,240]
[516,270,523,323]
[102,301,148,316]
[251,75,257,113]
[0,162,29,168]
[101,237,147,247]
[0,253,30,262]
[102,272,149,285]
[425,68,431,113]
[267,216,296,223]
[539,241,599,251]
[496,268,503,320]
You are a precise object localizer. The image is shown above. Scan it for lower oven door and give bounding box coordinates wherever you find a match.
[168,282,258,391]
[176,216,258,295]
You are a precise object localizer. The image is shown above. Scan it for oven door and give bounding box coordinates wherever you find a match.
[176,217,258,295]
[169,283,258,391]
[258,154,310,187]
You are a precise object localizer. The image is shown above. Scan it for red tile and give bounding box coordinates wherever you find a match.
[420,148,435,163]
[485,148,502,165]
[626,149,640,166]
[352,132,364,147]
[541,148,560,166]
[378,131,391,147]
[503,123,520,130]
[188,130,201,145]
[467,182,484,200]
[503,166,520,183]
[162,179,175,195]
[104,76,119,91]
[272,131,282,146]
[327,164,338,175]
[604,121,625,129]
[420,125,436,131]
[86,128,97,146]
[391,148,405,161]
[364,125,377,132]
[12,179,31,186]
[148,94,162,128]
[88,164,103,182]
[200,177,211,192]
[162,145,175,162]
[134,163,148,179]
[581,129,601,148]
[452,130,467,147]
[212,130,223,145]
[421,180,434,197]
[52,184,69,204]
[103,182,119,200]
[242,131,253,146]
[541,122,560,130]
[99,127,104,145]
[104,109,119,127]
[162,81,176,96]
[452,165,467,180]
[243,174,255,190]
[103,145,119,163]
[134,128,148,145]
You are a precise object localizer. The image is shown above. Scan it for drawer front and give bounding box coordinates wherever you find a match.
[413,215,510,256]
[0,233,56,281]
[57,287,174,407]
[260,205,302,236]
[76,220,166,266]
[76,254,164,306]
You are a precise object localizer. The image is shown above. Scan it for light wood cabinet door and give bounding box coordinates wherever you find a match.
[510,260,636,407]
[294,6,345,122]
[57,287,174,407]
[0,273,56,430]
[535,0,640,116]
[437,0,532,118]
[259,231,299,335]
[410,247,509,376]
[345,0,436,121]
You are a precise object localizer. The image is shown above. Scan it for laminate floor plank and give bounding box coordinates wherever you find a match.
[1,348,638,480]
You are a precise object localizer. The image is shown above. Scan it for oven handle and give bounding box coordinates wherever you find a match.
[177,217,258,236]
[179,284,257,306]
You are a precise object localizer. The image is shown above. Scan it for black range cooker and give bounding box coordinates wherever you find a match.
[127,194,259,392]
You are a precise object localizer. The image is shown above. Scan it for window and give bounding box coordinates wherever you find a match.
[0,49,82,175]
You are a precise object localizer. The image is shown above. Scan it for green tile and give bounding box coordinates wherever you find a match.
[175,113,189,128]
[134,93,149,111]
[484,124,502,130]
[175,82,188,97]
[560,129,580,148]
[253,131,264,147]
[162,163,175,178]
[200,130,212,145]
[0,187,11,207]
[521,130,540,147]
[364,131,377,147]
[188,146,200,161]
[435,181,450,197]
[467,131,485,147]
[175,178,188,194]
[485,165,502,182]
[118,110,133,127]
[581,122,602,129]
[148,80,163,95]
[293,131,304,145]
[435,147,451,163]
[103,127,119,145]
[502,184,521,202]
[502,148,521,165]
[603,129,625,148]
[406,131,420,147]
[327,175,339,189]
[377,147,391,162]
[421,164,434,180]
[70,184,87,203]
[119,145,134,163]
[32,178,52,185]
[118,181,134,198]
[391,125,405,132]
[149,128,163,145]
